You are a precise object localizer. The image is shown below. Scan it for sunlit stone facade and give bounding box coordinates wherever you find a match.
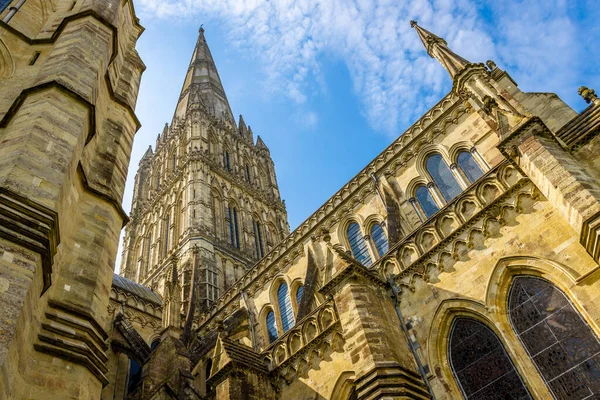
[2,1,600,399]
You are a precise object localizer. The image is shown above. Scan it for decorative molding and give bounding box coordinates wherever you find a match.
[34,300,109,385]
[0,187,59,294]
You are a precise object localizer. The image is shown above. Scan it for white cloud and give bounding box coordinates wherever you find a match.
[136,0,598,134]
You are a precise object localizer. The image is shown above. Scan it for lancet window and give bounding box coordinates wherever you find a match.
[277,282,295,332]
[449,318,531,399]
[227,206,240,248]
[457,151,484,184]
[266,310,278,343]
[426,153,462,202]
[415,185,439,218]
[508,276,600,399]
[224,151,231,172]
[346,222,372,266]
[253,219,264,258]
[370,223,389,258]
[164,213,170,254]
[295,284,304,309]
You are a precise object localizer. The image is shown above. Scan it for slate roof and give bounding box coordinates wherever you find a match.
[112,274,162,306]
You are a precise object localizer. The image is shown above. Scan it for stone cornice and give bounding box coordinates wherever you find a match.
[194,91,467,333]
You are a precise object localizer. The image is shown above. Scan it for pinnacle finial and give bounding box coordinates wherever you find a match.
[411,22,470,79]
[199,24,204,33]
[579,86,599,105]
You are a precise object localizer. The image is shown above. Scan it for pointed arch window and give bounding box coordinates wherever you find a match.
[415,185,439,218]
[295,284,304,307]
[253,219,264,258]
[426,154,462,201]
[449,318,531,399]
[370,223,389,258]
[245,164,252,183]
[224,151,231,172]
[266,310,278,343]
[227,206,240,248]
[164,214,170,254]
[277,282,295,332]
[457,151,484,184]
[347,222,373,266]
[508,276,600,399]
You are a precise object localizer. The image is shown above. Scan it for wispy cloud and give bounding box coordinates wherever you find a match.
[137,0,599,134]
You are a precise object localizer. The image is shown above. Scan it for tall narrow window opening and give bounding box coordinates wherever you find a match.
[164,214,170,254]
[370,223,389,258]
[266,310,278,343]
[253,220,264,258]
[449,318,531,399]
[346,222,373,266]
[426,154,462,201]
[415,185,439,218]
[277,283,295,332]
[295,285,304,310]
[508,276,600,399]
[245,164,251,183]
[233,208,239,248]
[224,151,231,172]
[457,151,484,184]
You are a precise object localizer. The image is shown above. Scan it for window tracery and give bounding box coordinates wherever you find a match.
[426,153,462,202]
[508,276,600,399]
[449,318,531,399]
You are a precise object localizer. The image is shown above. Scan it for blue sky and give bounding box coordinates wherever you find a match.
[116,0,600,270]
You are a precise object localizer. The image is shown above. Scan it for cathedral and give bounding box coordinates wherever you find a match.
[1,0,600,399]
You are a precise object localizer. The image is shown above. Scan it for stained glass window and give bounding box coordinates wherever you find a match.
[416,185,439,218]
[370,223,389,258]
[457,151,484,184]
[449,318,532,399]
[266,310,278,343]
[508,276,600,399]
[347,222,372,266]
[426,154,462,201]
[277,283,295,332]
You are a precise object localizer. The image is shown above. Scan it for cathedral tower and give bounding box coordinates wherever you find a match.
[120,27,290,313]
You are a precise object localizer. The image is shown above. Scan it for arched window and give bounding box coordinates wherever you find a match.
[508,276,600,399]
[266,310,278,343]
[370,223,389,258]
[426,154,462,201]
[346,222,372,266]
[245,164,251,183]
[227,206,240,248]
[150,339,160,351]
[415,185,439,218]
[295,285,304,308]
[127,358,143,394]
[457,151,484,184]
[277,283,295,332]
[449,318,531,399]
[224,151,231,172]
[253,219,264,258]
[0,0,11,13]
[164,213,170,254]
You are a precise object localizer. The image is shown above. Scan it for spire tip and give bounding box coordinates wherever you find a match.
[410,20,418,28]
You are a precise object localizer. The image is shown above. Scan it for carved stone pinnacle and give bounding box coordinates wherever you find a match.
[578,86,598,104]
[410,20,418,28]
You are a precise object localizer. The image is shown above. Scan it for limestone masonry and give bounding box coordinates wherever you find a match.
[1,1,600,399]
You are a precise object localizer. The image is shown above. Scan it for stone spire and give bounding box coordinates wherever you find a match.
[410,20,470,79]
[173,26,235,123]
